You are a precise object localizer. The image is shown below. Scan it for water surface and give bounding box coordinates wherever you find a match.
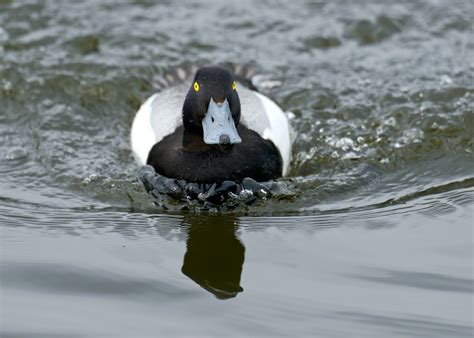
[0,0,473,337]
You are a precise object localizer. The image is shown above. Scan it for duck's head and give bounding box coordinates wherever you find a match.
[182,67,242,145]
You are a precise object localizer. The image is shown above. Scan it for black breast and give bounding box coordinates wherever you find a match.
[147,125,283,183]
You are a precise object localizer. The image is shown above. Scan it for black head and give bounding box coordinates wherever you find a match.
[182,67,241,145]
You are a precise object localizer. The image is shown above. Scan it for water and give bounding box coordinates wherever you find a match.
[0,0,473,337]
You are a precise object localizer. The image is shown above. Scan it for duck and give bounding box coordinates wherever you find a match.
[130,66,291,183]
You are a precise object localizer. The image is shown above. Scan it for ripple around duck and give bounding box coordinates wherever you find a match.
[0,0,472,219]
[1,262,195,298]
[328,311,473,338]
[1,175,471,238]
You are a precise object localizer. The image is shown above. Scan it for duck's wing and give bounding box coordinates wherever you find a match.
[130,85,186,165]
[238,86,292,176]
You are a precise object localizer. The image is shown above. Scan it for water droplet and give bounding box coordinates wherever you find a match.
[342,151,360,160]
[2,80,12,91]
[83,173,98,184]
[326,135,336,147]
[384,116,397,127]
[327,136,356,151]
[0,27,9,43]
[420,102,431,112]
[334,137,355,149]
[403,128,424,143]
[4,148,27,160]
[439,74,453,85]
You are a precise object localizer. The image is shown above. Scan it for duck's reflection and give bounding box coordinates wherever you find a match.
[181,215,245,300]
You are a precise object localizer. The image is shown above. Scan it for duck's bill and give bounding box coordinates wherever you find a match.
[202,98,242,145]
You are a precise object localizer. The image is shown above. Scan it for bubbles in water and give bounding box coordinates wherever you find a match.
[454,92,471,109]
[251,74,282,89]
[384,116,397,127]
[300,147,317,161]
[337,137,355,151]
[323,135,363,160]
[2,79,13,91]
[83,173,99,184]
[393,142,402,149]
[393,128,424,148]
[439,74,453,85]
[327,136,354,150]
[402,128,424,143]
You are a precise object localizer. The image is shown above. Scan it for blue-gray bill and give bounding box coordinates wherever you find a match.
[202,98,242,145]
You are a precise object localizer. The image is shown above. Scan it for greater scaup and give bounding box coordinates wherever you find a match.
[131,66,291,183]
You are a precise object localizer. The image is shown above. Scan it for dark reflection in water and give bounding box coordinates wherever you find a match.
[181,215,245,300]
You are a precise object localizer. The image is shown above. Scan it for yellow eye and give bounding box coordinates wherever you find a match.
[232,81,237,91]
[193,81,200,92]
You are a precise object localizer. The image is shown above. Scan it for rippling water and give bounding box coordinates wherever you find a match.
[1,0,473,337]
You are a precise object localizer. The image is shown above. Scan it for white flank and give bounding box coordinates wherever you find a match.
[130,94,159,165]
[254,92,292,176]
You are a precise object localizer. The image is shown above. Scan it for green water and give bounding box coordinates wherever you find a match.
[1,1,473,337]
